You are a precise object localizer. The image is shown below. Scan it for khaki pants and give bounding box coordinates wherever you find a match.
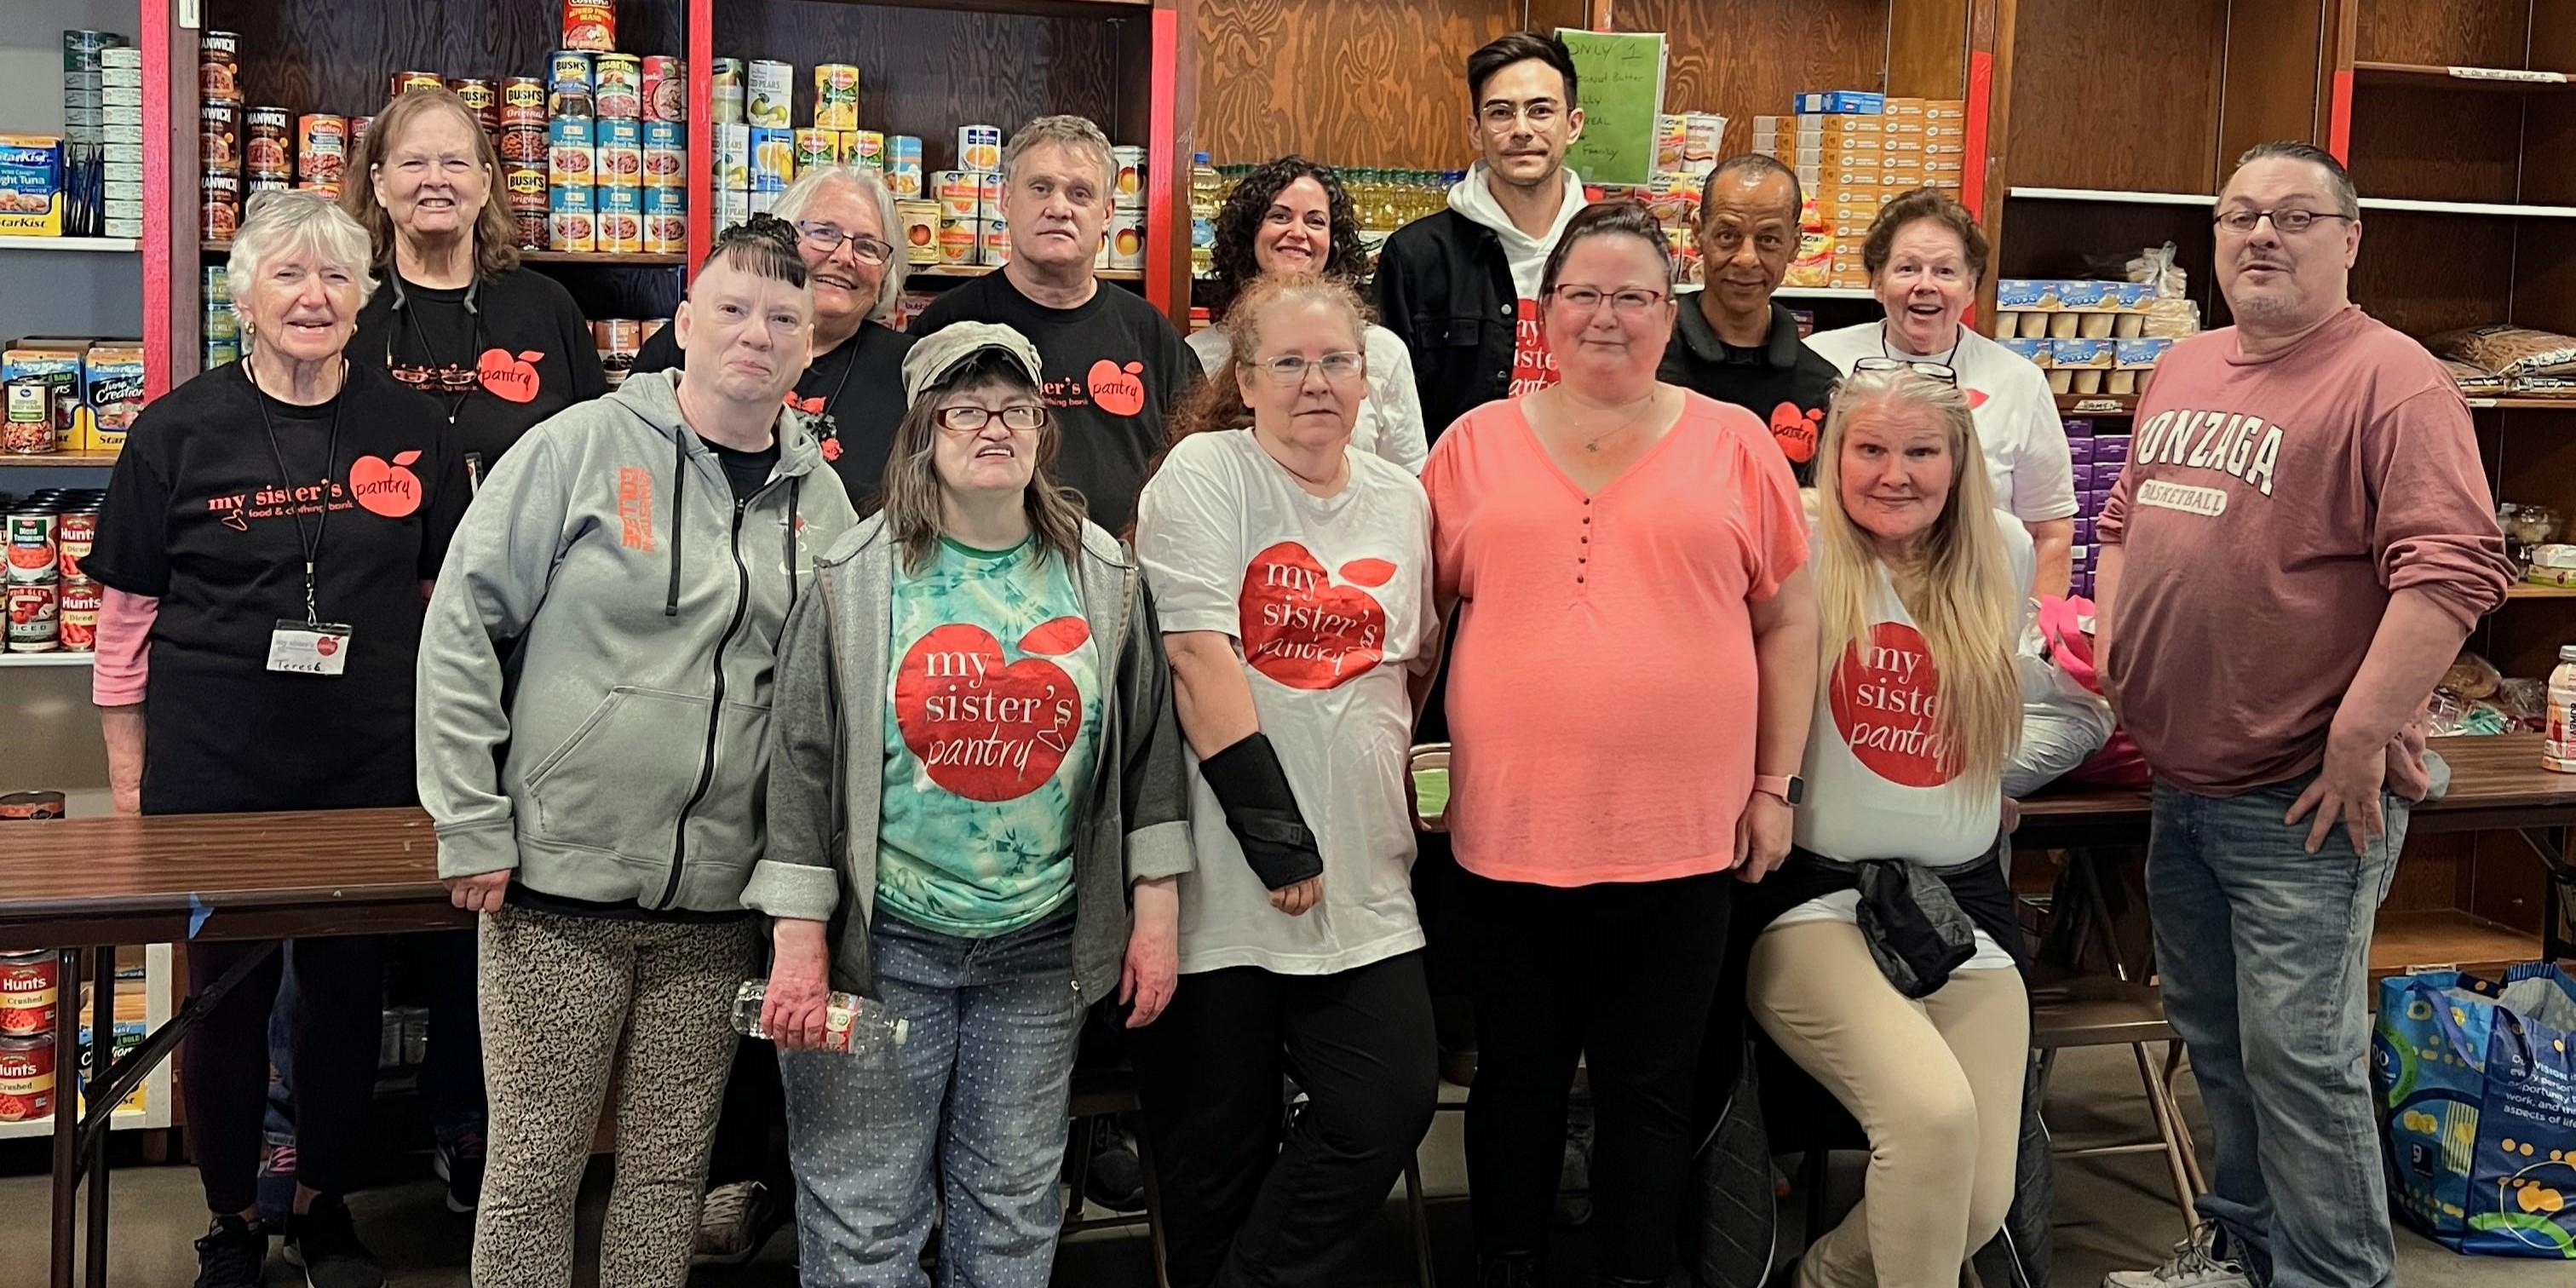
[1747,920,2028,1288]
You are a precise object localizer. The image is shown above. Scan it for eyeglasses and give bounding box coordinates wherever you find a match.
[1479,100,1563,131]
[1853,356,1959,385]
[934,405,1049,433]
[2212,208,2355,235]
[796,221,894,266]
[1255,351,1366,384]
[1548,285,1668,315]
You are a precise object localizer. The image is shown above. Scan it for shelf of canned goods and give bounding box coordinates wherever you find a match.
[0,945,175,1140]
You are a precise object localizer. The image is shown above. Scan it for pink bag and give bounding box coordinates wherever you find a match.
[2036,595,2151,789]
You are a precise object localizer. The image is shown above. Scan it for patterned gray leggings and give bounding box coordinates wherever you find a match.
[470,905,758,1287]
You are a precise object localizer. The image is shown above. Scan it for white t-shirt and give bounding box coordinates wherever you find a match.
[1187,323,1430,475]
[1775,510,2037,971]
[1806,323,2077,525]
[1133,428,1435,975]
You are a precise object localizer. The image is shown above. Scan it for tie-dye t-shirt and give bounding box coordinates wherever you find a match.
[875,535,1102,936]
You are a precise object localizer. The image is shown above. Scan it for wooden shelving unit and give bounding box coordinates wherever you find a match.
[2352,60,2576,89]
[2057,394,2140,416]
[2504,583,2576,599]
[0,453,122,469]
[202,241,687,268]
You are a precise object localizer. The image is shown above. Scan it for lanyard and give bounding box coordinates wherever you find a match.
[244,359,347,625]
[1881,324,1965,369]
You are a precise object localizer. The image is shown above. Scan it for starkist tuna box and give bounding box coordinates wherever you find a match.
[0,135,65,237]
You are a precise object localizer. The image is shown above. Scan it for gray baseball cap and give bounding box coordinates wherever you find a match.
[900,321,1045,405]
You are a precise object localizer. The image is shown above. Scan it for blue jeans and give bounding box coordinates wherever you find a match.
[780,908,1084,1287]
[2148,773,2407,1288]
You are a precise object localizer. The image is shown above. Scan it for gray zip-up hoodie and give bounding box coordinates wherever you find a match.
[417,370,859,911]
[742,515,1193,1002]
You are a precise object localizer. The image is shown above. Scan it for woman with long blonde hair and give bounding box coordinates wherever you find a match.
[1734,364,2035,1288]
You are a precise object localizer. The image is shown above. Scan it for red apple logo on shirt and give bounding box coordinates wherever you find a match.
[1769,402,1823,464]
[1087,359,1147,417]
[348,451,425,518]
[1238,542,1391,691]
[477,348,544,404]
[1965,388,1991,411]
[893,617,1089,801]
[1828,621,1953,789]
[314,635,338,658]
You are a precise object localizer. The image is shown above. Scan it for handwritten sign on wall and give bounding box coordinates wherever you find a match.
[1557,29,1668,187]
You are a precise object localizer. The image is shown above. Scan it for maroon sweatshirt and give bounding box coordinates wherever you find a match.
[2099,307,2513,796]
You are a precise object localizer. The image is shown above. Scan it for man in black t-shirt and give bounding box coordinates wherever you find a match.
[1657,155,1843,485]
[909,115,1197,532]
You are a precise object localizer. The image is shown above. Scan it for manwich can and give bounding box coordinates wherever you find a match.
[244,106,291,180]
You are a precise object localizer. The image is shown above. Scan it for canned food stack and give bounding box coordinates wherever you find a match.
[548,51,598,252]
[198,32,242,240]
[1104,143,1147,272]
[593,317,668,388]
[3,490,103,655]
[0,951,60,1123]
[642,57,687,255]
[203,267,238,369]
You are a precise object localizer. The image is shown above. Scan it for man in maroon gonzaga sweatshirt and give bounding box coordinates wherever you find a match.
[2094,141,2514,1288]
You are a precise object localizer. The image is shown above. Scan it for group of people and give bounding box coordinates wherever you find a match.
[91,27,2512,1288]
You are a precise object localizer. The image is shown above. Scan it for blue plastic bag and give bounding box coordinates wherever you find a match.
[2374,963,2576,1258]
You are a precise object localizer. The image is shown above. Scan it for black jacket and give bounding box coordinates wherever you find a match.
[1374,210,1519,444]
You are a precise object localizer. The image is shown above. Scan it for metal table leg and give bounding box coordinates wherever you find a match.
[48,947,81,1288]
[83,948,112,1288]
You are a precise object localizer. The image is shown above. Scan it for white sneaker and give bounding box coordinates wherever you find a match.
[2102,1224,2253,1288]
[691,1180,782,1268]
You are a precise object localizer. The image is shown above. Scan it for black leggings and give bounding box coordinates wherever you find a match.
[1463,867,1734,1279]
[1135,952,1439,1288]
[182,936,384,1215]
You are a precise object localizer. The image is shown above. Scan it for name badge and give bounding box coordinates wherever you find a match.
[266,620,354,676]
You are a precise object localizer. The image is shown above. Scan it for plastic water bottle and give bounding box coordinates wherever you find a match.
[733,979,908,1057]
[1189,151,1221,279]
[2547,645,2576,772]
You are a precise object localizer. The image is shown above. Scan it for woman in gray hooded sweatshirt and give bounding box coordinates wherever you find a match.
[415,216,858,1287]
[743,320,1192,1285]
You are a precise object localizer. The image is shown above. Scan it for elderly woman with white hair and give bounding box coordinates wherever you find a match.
[634,164,915,505]
[83,188,469,1288]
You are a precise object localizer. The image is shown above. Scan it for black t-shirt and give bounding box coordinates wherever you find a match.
[632,319,912,509]
[349,265,609,471]
[1658,297,1843,486]
[83,360,471,815]
[910,272,1199,532]
[704,436,780,503]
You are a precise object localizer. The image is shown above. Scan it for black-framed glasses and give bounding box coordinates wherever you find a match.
[796,221,895,266]
[1853,356,1959,385]
[2212,208,2355,235]
[1256,351,1366,384]
[1548,285,1669,315]
[934,405,1049,433]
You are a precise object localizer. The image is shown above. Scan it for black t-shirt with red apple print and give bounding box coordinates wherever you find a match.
[910,273,1200,533]
[350,266,609,474]
[631,319,913,509]
[83,359,471,815]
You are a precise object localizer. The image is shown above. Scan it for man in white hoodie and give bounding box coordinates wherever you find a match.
[1375,29,1590,444]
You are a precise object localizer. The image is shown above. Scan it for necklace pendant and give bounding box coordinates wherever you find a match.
[1584,441,1599,452]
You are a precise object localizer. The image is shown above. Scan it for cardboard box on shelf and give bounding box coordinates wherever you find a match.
[0,135,66,237]
[1793,90,1885,115]
[1922,100,1969,123]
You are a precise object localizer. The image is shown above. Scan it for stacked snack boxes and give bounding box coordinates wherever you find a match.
[1755,92,1968,288]
[1625,111,1728,284]
[74,32,141,239]
[2055,418,2130,601]
[548,51,599,251]
[1102,144,1147,271]
[1997,279,2166,394]
[2,338,136,459]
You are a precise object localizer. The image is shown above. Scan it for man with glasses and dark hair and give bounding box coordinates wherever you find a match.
[634,165,915,509]
[2095,141,2513,1288]
[1657,155,1842,482]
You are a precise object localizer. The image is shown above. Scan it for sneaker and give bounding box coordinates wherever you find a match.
[693,1179,784,1268]
[193,1214,267,1288]
[1084,1120,1147,1213]
[283,1195,384,1288]
[2103,1224,2253,1288]
[431,1125,486,1214]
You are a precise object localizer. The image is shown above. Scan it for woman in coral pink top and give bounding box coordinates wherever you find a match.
[1419,200,1817,1288]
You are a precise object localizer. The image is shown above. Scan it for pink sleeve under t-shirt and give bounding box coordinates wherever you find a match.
[1424,391,1808,886]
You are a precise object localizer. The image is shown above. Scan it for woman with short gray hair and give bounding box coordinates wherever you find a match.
[633,164,915,507]
[83,187,471,1288]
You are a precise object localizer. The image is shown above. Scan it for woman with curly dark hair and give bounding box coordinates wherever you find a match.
[1189,157,1429,473]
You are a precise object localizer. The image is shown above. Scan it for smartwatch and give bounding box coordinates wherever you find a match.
[1754,773,1805,806]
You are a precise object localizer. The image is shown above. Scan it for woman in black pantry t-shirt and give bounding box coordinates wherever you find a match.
[632,164,914,509]
[83,191,469,1288]
[345,87,608,473]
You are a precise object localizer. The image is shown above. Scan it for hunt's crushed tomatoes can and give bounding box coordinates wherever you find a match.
[0,1035,54,1121]
[0,952,57,1039]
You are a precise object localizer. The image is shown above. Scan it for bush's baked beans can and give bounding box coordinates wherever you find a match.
[201,171,240,241]
[795,129,837,171]
[391,70,444,98]
[0,953,55,1039]
[548,115,595,188]
[597,184,641,253]
[54,509,94,580]
[201,99,239,172]
[642,56,685,124]
[245,106,291,180]
[642,185,685,254]
[549,51,595,118]
[980,216,1010,267]
[506,164,548,227]
[449,78,499,135]
[7,583,60,653]
[957,124,1002,173]
[199,32,239,101]
[56,578,96,652]
[562,1,616,52]
[0,1036,54,1122]
[549,182,595,252]
[746,60,791,129]
[896,199,939,265]
[595,118,641,188]
[502,77,548,127]
[499,123,546,165]
[710,59,744,124]
[1113,145,1146,209]
[297,114,347,189]
[814,65,860,132]
[594,54,641,120]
